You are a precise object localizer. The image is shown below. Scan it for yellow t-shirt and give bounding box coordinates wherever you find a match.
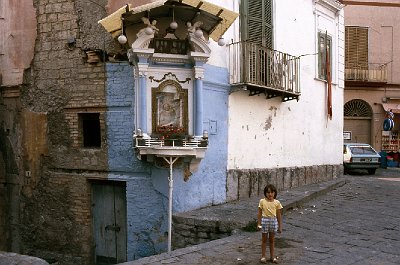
[258,198,283,217]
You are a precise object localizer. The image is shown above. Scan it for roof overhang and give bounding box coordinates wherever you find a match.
[98,0,238,42]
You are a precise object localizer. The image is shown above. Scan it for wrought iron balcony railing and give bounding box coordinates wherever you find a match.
[345,63,387,83]
[228,41,300,101]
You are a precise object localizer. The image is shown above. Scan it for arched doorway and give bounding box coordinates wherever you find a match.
[344,99,373,144]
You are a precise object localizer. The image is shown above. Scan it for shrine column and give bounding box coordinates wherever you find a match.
[194,65,205,136]
[136,55,151,133]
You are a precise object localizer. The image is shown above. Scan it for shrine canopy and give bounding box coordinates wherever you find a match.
[98,0,239,42]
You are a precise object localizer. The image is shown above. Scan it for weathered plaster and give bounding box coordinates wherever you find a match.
[0,0,36,86]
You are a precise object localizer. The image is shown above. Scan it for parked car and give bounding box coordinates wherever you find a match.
[343,143,381,175]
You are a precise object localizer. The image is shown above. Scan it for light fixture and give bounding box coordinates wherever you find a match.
[118,18,128,44]
[170,21,178,30]
[170,6,178,29]
[194,29,203,38]
[217,37,225,46]
[118,34,127,44]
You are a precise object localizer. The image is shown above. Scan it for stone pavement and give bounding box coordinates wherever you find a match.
[119,177,347,265]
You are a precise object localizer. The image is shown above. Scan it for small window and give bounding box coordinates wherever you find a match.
[79,113,101,148]
[318,32,332,80]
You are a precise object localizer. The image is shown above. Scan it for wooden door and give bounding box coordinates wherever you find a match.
[92,181,127,265]
[344,118,371,144]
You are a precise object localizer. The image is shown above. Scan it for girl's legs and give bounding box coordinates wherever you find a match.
[261,232,268,258]
[268,232,276,261]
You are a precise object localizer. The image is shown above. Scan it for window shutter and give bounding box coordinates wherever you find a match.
[318,32,332,80]
[345,26,368,70]
[263,0,273,49]
[241,0,273,48]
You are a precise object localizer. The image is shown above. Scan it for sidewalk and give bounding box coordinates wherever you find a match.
[119,178,346,265]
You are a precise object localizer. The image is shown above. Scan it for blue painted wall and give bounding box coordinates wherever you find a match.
[149,64,229,212]
[105,63,167,260]
[105,62,230,259]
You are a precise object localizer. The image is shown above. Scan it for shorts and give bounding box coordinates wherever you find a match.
[261,216,278,233]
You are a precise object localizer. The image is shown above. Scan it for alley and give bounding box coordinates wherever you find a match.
[126,169,400,265]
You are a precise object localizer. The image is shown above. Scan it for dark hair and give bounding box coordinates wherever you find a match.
[263,184,278,199]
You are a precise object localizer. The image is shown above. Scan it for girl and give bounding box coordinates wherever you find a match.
[257,184,283,263]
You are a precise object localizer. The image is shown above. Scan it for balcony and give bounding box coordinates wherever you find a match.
[228,41,301,102]
[345,63,387,87]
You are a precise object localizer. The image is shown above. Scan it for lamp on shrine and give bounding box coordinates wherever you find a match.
[118,34,127,44]
[217,37,226,46]
[170,6,178,29]
[118,18,128,44]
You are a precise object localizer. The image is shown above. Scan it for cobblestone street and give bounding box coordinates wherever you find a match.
[282,169,400,265]
[125,168,400,265]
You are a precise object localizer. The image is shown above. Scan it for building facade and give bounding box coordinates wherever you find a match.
[0,0,344,264]
[342,1,400,154]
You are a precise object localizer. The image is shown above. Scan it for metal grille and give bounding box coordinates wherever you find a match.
[344,99,372,117]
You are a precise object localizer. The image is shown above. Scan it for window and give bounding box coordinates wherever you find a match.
[79,113,101,148]
[318,32,332,80]
[241,0,273,48]
[345,26,368,70]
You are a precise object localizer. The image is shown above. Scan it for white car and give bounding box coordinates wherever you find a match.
[343,143,381,175]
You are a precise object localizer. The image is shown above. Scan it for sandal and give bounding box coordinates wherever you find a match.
[260,257,267,263]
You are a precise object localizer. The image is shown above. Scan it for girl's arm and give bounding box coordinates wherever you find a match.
[277,208,282,233]
[257,207,262,230]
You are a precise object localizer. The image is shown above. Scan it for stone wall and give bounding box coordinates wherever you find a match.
[14,0,118,264]
[226,164,343,202]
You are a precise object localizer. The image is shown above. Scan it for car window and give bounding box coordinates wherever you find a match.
[349,146,377,155]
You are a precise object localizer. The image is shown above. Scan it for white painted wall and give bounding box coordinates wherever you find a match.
[221,0,344,169]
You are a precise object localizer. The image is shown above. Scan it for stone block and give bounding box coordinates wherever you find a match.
[312,165,318,184]
[326,165,333,180]
[305,166,313,185]
[276,168,284,191]
[298,167,306,187]
[258,169,269,195]
[268,168,278,188]
[249,170,259,197]
[283,167,291,190]
[226,170,238,202]
[291,167,299,188]
[238,170,250,200]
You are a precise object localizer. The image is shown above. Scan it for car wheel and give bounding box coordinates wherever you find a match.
[367,169,376,175]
